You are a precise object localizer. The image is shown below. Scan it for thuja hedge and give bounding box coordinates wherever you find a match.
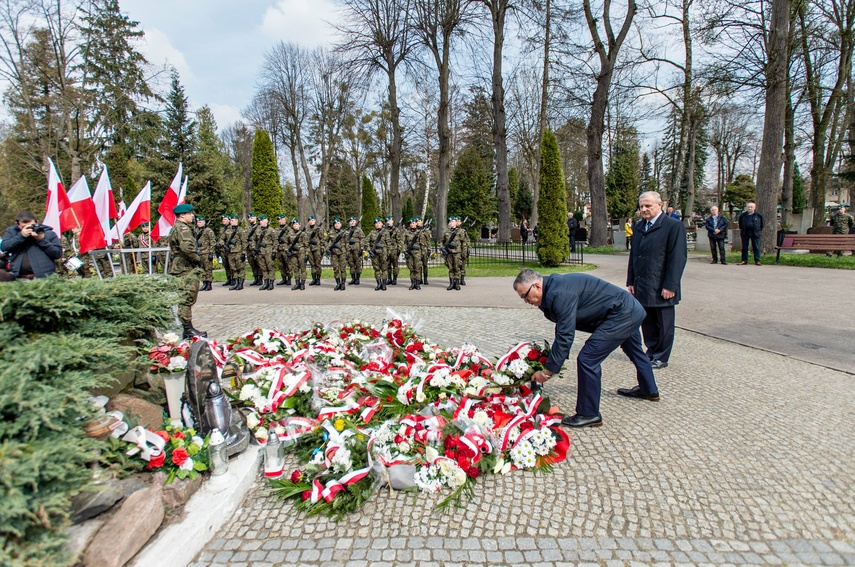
[0,275,181,567]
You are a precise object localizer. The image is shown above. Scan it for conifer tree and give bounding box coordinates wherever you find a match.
[250,129,284,219]
[448,144,495,237]
[536,130,569,266]
[402,196,415,222]
[189,106,234,221]
[360,175,382,234]
[508,167,519,219]
[283,181,298,219]
[605,125,641,220]
[792,163,806,214]
[327,159,359,222]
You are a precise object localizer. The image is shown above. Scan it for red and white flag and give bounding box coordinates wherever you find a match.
[118,200,127,218]
[114,182,151,237]
[44,159,72,232]
[66,176,107,254]
[179,175,188,204]
[151,164,183,240]
[92,166,119,244]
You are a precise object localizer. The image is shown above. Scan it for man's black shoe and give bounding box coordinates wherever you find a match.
[561,414,603,428]
[650,360,668,369]
[616,386,660,401]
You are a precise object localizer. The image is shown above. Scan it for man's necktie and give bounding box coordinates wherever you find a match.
[646,221,653,232]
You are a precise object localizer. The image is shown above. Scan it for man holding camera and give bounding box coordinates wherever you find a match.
[1,211,62,279]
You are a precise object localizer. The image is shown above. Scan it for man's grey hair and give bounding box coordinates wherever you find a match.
[639,191,662,204]
[513,269,542,290]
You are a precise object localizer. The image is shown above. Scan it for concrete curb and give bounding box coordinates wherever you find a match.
[130,446,261,567]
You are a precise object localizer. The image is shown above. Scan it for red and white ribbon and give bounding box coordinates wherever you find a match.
[320,467,371,502]
[496,342,531,371]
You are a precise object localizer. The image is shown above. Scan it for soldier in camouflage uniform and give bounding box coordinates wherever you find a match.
[253,215,276,290]
[57,226,92,278]
[285,218,309,290]
[403,218,422,290]
[217,214,232,285]
[225,216,247,290]
[459,218,471,285]
[441,216,464,290]
[365,217,391,291]
[121,230,139,274]
[275,214,292,286]
[328,218,348,290]
[305,215,325,286]
[168,204,206,339]
[154,235,169,274]
[828,205,854,257]
[245,212,262,286]
[134,222,154,274]
[345,216,364,285]
[194,216,217,290]
[385,216,401,285]
[417,217,432,285]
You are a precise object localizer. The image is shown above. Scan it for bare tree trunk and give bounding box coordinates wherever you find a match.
[756,0,790,251]
[583,0,636,247]
[532,0,550,230]
[781,94,795,227]
[684,118,698,221]
[388,60,403,221]
[435,43,451,233]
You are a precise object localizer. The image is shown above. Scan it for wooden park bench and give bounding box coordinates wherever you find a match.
[775,234,855,262]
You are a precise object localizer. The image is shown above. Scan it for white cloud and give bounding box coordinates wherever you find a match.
[260,0,341,47]
[138,28,194,81]
[206,103,243,131]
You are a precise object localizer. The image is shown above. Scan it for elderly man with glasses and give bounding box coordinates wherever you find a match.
[513,269,659,428]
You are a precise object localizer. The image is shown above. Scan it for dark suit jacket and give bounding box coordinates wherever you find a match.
[626,213,687,308]
[738,212,764,236]
[705,215,729,239]
[539,273,644,374]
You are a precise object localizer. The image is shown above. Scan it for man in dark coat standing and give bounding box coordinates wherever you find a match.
[1,211,62,279]
[627,191,687,369]
[514,269,660,428]
[738,201,764,265]
[705,205,729,264]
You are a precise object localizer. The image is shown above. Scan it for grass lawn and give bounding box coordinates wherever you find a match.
[718,251,855,269]
[211,259,595,282]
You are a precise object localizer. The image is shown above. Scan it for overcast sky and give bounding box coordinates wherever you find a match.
[122,0,341,130]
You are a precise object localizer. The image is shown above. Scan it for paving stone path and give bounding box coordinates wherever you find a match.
[188,302,855,567]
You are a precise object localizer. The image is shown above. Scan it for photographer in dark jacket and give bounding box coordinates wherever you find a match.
[1,211,62,279]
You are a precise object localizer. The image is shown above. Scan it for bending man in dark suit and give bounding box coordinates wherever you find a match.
[627,191,688,369]
[705,205,729,264]
[514,269,660,428]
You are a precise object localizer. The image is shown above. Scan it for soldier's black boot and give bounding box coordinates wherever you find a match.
[206,281,214,291]
[249,276,260,286]
[299,279,305,290]
[390,275,397,285]
[311,273,320,286]
[222,278,233,287]
[380,278,387,291]
[453,279,461,290]
[460,276,466,286]
[374,278,381,291]
[291,278,300,290]
[409,279,416,290]
[447,277,454,291]
[229,278,240,290]
[356,274,361,285]
[337,278,345,291]
[423,276,429,285]
[259,279,269,290]
[415,279,421,290]
[236,278,245,290]
[182,321,207,340]
[267,279,275,290]
[278,277,287,285]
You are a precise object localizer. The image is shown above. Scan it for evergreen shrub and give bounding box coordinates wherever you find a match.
[536,130,569,266]
[0,276,180,567]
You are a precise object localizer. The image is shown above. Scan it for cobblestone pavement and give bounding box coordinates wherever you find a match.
[190,304,855,567]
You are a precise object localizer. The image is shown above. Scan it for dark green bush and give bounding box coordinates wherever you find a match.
[536,130,569,266]
[0,275,181,567]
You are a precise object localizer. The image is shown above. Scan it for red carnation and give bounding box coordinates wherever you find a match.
[154,430,170,444]
[527,350,540,361]
[290,469,304,483]
[507,352,520,362]
[147,451,165,469]
[539,356,548,364]
[394,434,404,444]
[171,447,189,466]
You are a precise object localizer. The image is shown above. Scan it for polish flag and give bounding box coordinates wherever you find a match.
[179,175,188,204]
[66,176,107,254]
[115,182,151,237]
[151,164,183,240]
[118,200,127,218]
[93,166,119,245]
[44,159,72,232]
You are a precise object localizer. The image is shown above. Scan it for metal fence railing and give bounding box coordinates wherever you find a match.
[469,241,585,266]
[82,247,172,279]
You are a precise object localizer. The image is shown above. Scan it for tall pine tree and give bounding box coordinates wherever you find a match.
[605,125,641,220]
[360,175,382,234]
[448,144,495,238]
[188,106,236,221]
[536,130,569,266]
[250,130,283,219]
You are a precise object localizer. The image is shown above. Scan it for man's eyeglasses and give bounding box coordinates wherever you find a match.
[520,283,536,301]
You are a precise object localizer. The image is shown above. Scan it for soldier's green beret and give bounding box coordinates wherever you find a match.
[278,213,287,219]
[196,216,205,221]
[248,211,257,217]
[416,216,422,221]
[221,214,229,219]
[333,217,341,223]
[348,216,357,221]
[258,214,268,220]
[229,215,238,220]
[385,215,392,220]
[291,218,300,225]
[409,217,417,223]
[308,215,316,220]
[140,222,150,227]
[838,204,847,210]
[374,217,382,223]
[173,203,194,215]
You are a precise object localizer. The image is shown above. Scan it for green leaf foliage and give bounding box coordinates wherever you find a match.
[360,176,382,234]
[0,276,181,567]
[250,130,284,220]
[536,130,569,266]
[723,174,756,210]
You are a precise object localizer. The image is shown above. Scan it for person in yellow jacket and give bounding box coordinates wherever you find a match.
[624,218,634,250]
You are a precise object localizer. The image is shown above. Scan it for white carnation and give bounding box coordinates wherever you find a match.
[239,384,262,402]
[162,332,180,344]
[508,358,529,379]
[246,412,260,429]
[179,457,195,471]
[166,356,187,372]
